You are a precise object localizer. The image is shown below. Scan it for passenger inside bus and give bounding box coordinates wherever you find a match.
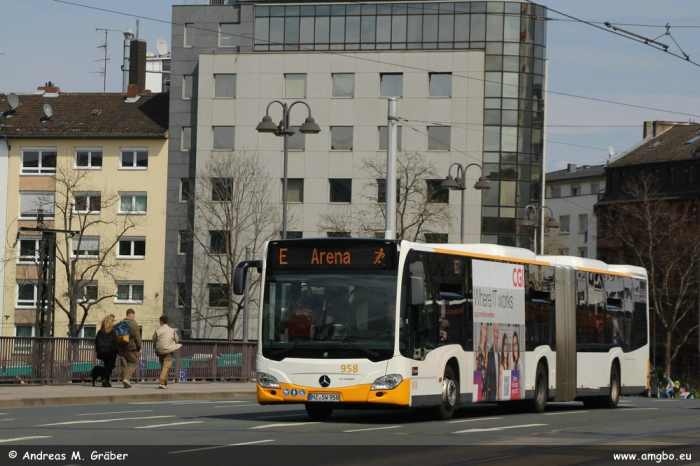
[286,286,322,340]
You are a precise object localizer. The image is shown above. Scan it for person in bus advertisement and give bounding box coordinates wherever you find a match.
[485,323,500,401]
[474,322,488,401]
[511,330,524,399]
[500,332,510,400]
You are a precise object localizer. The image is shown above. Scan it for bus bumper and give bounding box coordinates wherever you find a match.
[257,380,411,407]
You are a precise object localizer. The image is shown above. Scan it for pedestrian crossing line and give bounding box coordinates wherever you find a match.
[136,421,204,429]
[448,417,503,424]
[169,440,275,454]
[78,410,153,416]
[250,422,319,429]
[0,436,52,443]
[344,426,402,433]
[454,423,547,434]
[38,415,175,426]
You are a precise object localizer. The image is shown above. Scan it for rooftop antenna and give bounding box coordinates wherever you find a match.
[156,38,168,57]
[8,92,20,109]
[95,28,120,93]
[43,104,54,121]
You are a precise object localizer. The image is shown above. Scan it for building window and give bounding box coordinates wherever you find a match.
[284,231,303,239]
[287,126,305,150]
[579,214,588,234]
[71,236,100,258]
[377,179,400,203]
[184,23,193,47]
[211,178,233,202]
[180,179,190,203]
[20,192,55,220]
[178,230,190,255]
[176,283,188,308]
[424,233,448,243]
[18,237,42,264]
[116,282,144,304]
[284,73,307,98]
[427,126,451,151]
[378,126,402,151]
[332,73,354,97]
[208,284,230,308]
[119,193,147,214]
[73,193,101,214]
[380,73,403,97]
[120,149,148,169]
[551,186,561,198]
[327,231,351,238]
[590,183,599,195]
[219,23,238,47]
[118,238,146,259]
[214,74,236,97]
[329,179,352,203]
[572,185,581,196]
[429,73,452,97]
[427,179,448,203]
[209,230,229,254]
[559,215,570,234]
[559,248,569,256]
[183,75,193,100]
[16,282,38,308]
[285,178,304,202]
[579,247,588,258]
[181,127,192,151]
[330,126,353,150]
[686,165,694,185]
[77,283,98,303]
[21,149,56,175]
[14,325,34,353]
[212,126,235,150]
[75,149,102,169]
[77,324,97,346]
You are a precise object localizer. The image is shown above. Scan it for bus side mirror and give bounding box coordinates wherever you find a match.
[233,260,262,295]
[410,276,424,306]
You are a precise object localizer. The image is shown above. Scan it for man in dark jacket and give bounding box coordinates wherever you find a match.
[117,309,142,388]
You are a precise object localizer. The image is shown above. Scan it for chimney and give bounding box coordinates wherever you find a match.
[127,84,139,99]
[37,83,60,95]
[129,39,147,92]
[567,163,576,173]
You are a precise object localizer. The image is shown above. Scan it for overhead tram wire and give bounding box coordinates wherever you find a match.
[52,0,700,121]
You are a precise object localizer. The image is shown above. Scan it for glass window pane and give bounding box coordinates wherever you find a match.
[215,74,236,97]
[76,151,89,167]
[501,126,518,152]
[484,126,500,151]
[91,151,102,167]
[120,196,132,212]
[392,16,407,43]
[182,127,192,151]
[346,16,360,43]
[330,17,345,43]
[429,73,452,97]
[428,126,451,150]
[331,4,345,15]
[213,126,235,150]
[184,23,193,47]
[471,14,486,41]
[329,179,352,202]
[183,75,193,99]
[346,4,361,15]
[378,126,402,150]
[255,19,269,45]
[316,5,330,16]
[502,72,519,98]
[504,15,520,42]
[134,241,146,256]
[42,151,57,168]
[117,285,129,300]
[287,126,305,150]
[135,196,147,212]
[500,181,516,205]
[330,127,353,150]
[377,4,392,15]
[332,73,354,97]
[407,15,422,42]
[284,17,300,44]
[380,74,403,97]
[119,241,131,256]
[286,179,304,202]
[121,151,134,167]
[23,152,39,168]
[135,151,148,167]
[132,285,144,301]
[454,14,470,41]
[315,17,329,43]
[361,16,376,43]
[377,16,391,42]
[300,17,315,44]
[362,4,376,15]
[487,13,504,41]
[220,23,238,47]
[270,18,284,46]
[285,74,306,98]
[438,14,454,42]
[423,15,438,42]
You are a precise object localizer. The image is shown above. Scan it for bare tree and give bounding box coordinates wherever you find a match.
[318,152,451,241]
[187,152,279,341]
[597,173,700,374]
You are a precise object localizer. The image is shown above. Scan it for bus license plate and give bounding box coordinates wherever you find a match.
[308,393,339,402]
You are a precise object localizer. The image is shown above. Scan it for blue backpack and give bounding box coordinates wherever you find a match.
[114,320,131,346]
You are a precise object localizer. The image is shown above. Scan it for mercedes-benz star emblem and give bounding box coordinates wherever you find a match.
[319,375,331,388]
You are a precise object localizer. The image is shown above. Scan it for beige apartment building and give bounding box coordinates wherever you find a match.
[0,87,169,339]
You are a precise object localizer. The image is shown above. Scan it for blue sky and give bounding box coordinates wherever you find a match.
[1,0,698,171]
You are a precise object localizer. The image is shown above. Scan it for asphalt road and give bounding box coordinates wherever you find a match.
[0,397,698,465]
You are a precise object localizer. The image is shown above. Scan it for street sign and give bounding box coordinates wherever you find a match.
[179,369,188,382]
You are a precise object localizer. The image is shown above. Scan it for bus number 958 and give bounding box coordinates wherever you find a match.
[341,365,359,373]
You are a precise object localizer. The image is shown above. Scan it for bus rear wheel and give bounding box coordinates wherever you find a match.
[528,363,548,413]
[434,365,459,420]
[305,403,333,420]
[599,365,620,409]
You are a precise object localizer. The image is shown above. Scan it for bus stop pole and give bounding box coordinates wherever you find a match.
[385,98,398,240]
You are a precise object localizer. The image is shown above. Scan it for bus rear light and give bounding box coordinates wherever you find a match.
[257,372,280,389]
[371,374,403,390]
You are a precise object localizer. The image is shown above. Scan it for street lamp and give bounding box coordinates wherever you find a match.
[441,163,491,243]
[517,205,559,254]
[256,101,320,239]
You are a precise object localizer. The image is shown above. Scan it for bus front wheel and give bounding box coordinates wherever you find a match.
[600,365,620,409]
[434,365,459,421]
[528,363,548,413]
[305,403,333,420]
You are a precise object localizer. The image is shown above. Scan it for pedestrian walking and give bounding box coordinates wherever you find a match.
[116,309,142,388]
[94,314,118,387]
[153,315,182,389]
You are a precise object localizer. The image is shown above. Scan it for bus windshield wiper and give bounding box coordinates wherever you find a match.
[341,338,380,359]
[269,341,300,359]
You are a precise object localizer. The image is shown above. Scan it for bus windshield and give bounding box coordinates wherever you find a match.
[261,270,398,362]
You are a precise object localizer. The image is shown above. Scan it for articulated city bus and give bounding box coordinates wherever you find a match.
[234,238,650,420]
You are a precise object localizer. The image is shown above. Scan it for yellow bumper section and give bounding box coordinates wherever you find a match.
[257,379,410,406]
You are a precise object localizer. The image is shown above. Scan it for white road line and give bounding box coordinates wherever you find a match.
[38,415,175,426]
[455,423,547,434]
[78,410,153,416]
[344,426,402,433]
[0,413,8,415]
[625,408,659,410]
[544,411,589,416]
[256,414,306,419]
[169,440,275,454]
[448,417,503,424]
[0,419,15,422]
[250,422,319,430]
[135,421,204,429]
[212,404,255,408]
[0,436,52,443]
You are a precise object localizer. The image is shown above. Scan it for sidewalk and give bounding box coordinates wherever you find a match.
[0,380,257,408]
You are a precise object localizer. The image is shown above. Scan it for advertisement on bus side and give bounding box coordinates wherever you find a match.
[472,260,526,402]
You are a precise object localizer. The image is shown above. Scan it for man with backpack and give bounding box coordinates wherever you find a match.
[114,309,142,388]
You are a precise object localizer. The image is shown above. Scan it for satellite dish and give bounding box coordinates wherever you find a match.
[8,93,19,109]
[608,146,615,158]
[156,38,168,56]
[43,104,53,119]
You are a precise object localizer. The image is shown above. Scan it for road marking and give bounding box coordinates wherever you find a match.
[0,436,52,443]
[250,422,319,430]
[544,411,589,416]
[256,413,306,419]
[449,417,503,424]
[625,408,659,410]
[170,440,275,454]
[78,410,153,416]
[0,413,8,415]
[136,421,204,429]
[38,415,175,426]
[344,426,402,433]
[0,419,15,422]
[455,423,547,434]
[212,404,255,408]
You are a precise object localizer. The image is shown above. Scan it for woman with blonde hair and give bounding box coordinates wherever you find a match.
[94,314,117,387]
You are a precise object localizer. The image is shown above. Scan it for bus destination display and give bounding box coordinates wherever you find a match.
[267,240,396,270]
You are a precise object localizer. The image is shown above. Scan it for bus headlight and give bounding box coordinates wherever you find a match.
[371,374,403,390]
[256,372,280,389]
